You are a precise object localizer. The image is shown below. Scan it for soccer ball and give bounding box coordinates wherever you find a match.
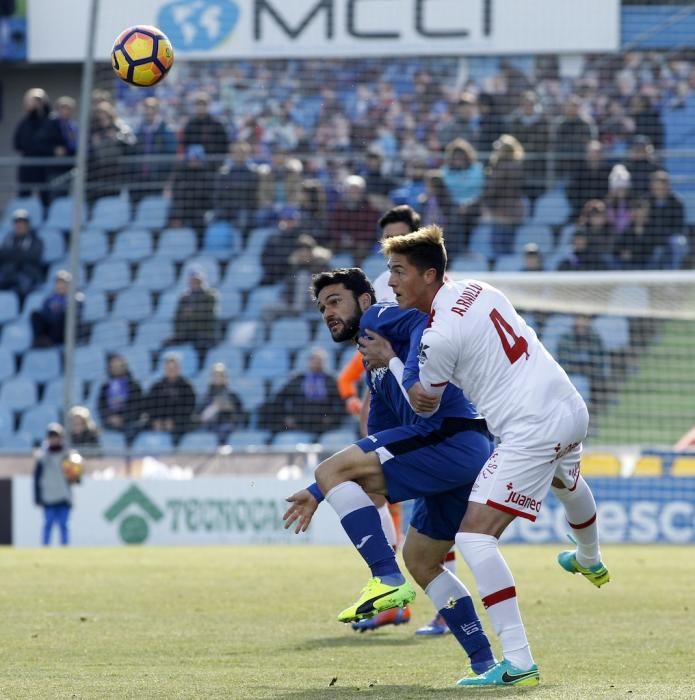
[62,452,83,484]
[111,25,174,88]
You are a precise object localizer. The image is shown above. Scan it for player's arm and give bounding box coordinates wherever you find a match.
[337,350,364,415]
[283,483,322,534]
[359,389,371,438]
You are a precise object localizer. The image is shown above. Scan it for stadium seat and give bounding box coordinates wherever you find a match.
[81,292,108,324]
[131,431,174,455]
[88,259,131,293]
[567,373,591,405]
[330,253,355,268]
[178,431,219,452]
[0,406,13,440]
[0,432,33,452]
[112,288,154,322]
[134,257,176,292]
[0,377,38,411]
[245,227,276,255]
[247,346,290,380]
[88,195,131,231]
[201,345,245,376]
[39,228,66,263]
[42,377,85,407]
[111,229,154,261]
[153,289,179,320]
[182,256,220,288]
[232,376,267,412]
[100,430,127,452]
[79,228,109,263]
[593,316,630,352]
[0,347,14,382]
[226,429,271,448]
[493,254,525,272]
[132,195,170,230]
[44,196,73,230]
[241,285,282,318]
[361,254,384,283]
[581,453,621,476]
[1,195,43,231]
[468,224,493,259]
[134,319,172,350]
[0,320,31,353]
[21,290,45,319]
[0,290,19,323]
[19,404,59,441]
[159,343,199,376]
[633,455,663,476]
[157,228,197,262]
[227,320,261,349]
[202,221,242,259]
[318,428,358,451]
[119,346,153,380]
[74,346,107,382]
[48,260,86,287]
[91,319,130,349]
[20,348,61,383]
[293,346,337,373]
[272,430,315,447]
[557,223,577,250]
[671,456,695,476]
[449,253,488,273]
[531,190,571,227]
[540,314,574,359]
[221,255,263,291]
[267,318,312,350]
[217,289,242,320]
[513,224,555,256]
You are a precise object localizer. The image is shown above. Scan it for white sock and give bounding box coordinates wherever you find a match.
[552,476,600,567]
[425,568,472,610]
[377,503,398,550]
[455,532,534,670]
[324,481,373,517]
[443,546,456,575]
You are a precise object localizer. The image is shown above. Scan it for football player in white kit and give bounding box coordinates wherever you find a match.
[359,224,610,688]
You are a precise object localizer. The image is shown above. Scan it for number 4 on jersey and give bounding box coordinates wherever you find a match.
[489,308,529,364]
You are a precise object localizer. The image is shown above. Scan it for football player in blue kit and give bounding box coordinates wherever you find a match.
[283,268,496,678]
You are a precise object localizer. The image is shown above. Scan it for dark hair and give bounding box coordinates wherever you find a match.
[311,268,376,305]
[378,205,421,232]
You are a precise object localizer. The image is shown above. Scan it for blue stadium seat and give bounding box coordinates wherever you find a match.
[20,348,61,383]
[201,345,245,376]
[226,320,261,349]
[567,373,591,405]
[241,285,282,318]
[330,253,355,268]
[159,343,199,376]
[493,254,525,272]
[100,430,127,452]
[132,195,170,230]
[19,404,59,441]
[0,405,13,440]
[131,431,174,455]
[81,292,108,324]
[202,221,242,259]
[88,259,131,292]
[221,255,263,291]
[311,322,340,352]
[79,228,109,263]
[361,254,384,283]
[532,190,571,227]
[593,316,630,352]
[557,224,577,250]
[293,346,337,373]
[247,346,290,380]
[111,229,154,261]
[540,314,575,359]
[181,256,220,288]
[318,428,358,451]
[44,196,73,230]
[1,320,31,353]
[680,192,695,226]
[267,318,311,350]
[134,319,172,350]
[468,224,493,259]
[218,289,242,320]
[157,227,197,262]
[178,431,219,451]
[232,376,267,412]
[119,346,153,380]
[39,228,66,263]
[226,428,271,448]
[272,430,315,447]
[0,347,14,382]
[112,288,153,322]
[513,224,555,256]
[0,377,38,411]
[0,432,33,452]
[42,377,85,407]
[449,253,488,273]
[134,257,176,292]
[1,196,43,231]
[21,290,44,319]
[74,346,107,382]
[153,289,179,320]
[0,290,19,323]
[47,260,86,288]
[91,319,130,349]
[245,227,276,255]
[88,195,131,231]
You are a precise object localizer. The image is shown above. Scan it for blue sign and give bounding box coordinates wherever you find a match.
[158,0,239,52]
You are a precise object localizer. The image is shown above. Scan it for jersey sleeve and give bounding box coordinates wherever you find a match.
[417,328,457,394]
[361,304,425,343]
[337,350,364,400]
[402,315,428,390]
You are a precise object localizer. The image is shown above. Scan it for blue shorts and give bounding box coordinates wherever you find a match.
[356,417,493,540]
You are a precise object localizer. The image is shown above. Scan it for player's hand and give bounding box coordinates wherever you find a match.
[283,489,319,534]
[358,329,396,369]
[408,382,441,413]
[345,396,363,415]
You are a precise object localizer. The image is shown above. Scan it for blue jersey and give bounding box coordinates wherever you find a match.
[360,303,480,434]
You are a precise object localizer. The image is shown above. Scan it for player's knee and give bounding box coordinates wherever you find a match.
[403,544,442,589]
[315,446,368,492]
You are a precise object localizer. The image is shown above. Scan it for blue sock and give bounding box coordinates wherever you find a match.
[439,597,495,674]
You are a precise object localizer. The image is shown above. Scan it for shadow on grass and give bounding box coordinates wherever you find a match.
[273,683,545,698]
[285,634,422,651]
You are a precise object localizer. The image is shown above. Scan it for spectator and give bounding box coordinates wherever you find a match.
[198,362,245,442]
[299,178,328,245]
[0,208,44,299]
[168,145,216,234]
[522,242,544,271]
[558,200,615,270]
[557,314,606,411]
[614,199,656,270]
[390,158,427,210]
[329,175,381,261]
[605,164,633,235]
[97,354,145,445]
[260,206,304,285]
[598,98,635,151]
[419,169,462,252]
[33,423,74,546]
[648,170,687,269]
[214,141,260,230]
[362,146,397,213]
[170,266,219,356]
[30,269,83,348]
[477,92,506,154]
[438,92,478,149]
[625,136,660,196]
[481,134,526,256]
[132,96,177,202]
[13,88,52,204]
[260,347,343,435]
[44,96,78,199]
[629,93,664,152]
[441,138,484,212]
[257,150,303,218]
[553,94,597,179]
[507,90,549,202]
[568,140,611,218]
[68,406,100,451]
[146,353,196,443]
[182,91,228,168]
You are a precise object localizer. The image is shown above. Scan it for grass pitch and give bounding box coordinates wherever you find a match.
[0,545,693,699]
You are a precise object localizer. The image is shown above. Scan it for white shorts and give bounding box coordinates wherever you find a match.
[469,399,589,522]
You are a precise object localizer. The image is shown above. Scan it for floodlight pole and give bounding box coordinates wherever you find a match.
[63,0,100,444]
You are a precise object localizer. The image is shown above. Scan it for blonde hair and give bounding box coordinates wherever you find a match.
[68,405,97,433]
[381,224,447,280]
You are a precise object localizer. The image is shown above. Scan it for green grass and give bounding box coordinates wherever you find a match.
[0,545,693,699]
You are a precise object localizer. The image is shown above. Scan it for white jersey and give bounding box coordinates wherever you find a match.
[418,279,582,441]
[372,270,395,303]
